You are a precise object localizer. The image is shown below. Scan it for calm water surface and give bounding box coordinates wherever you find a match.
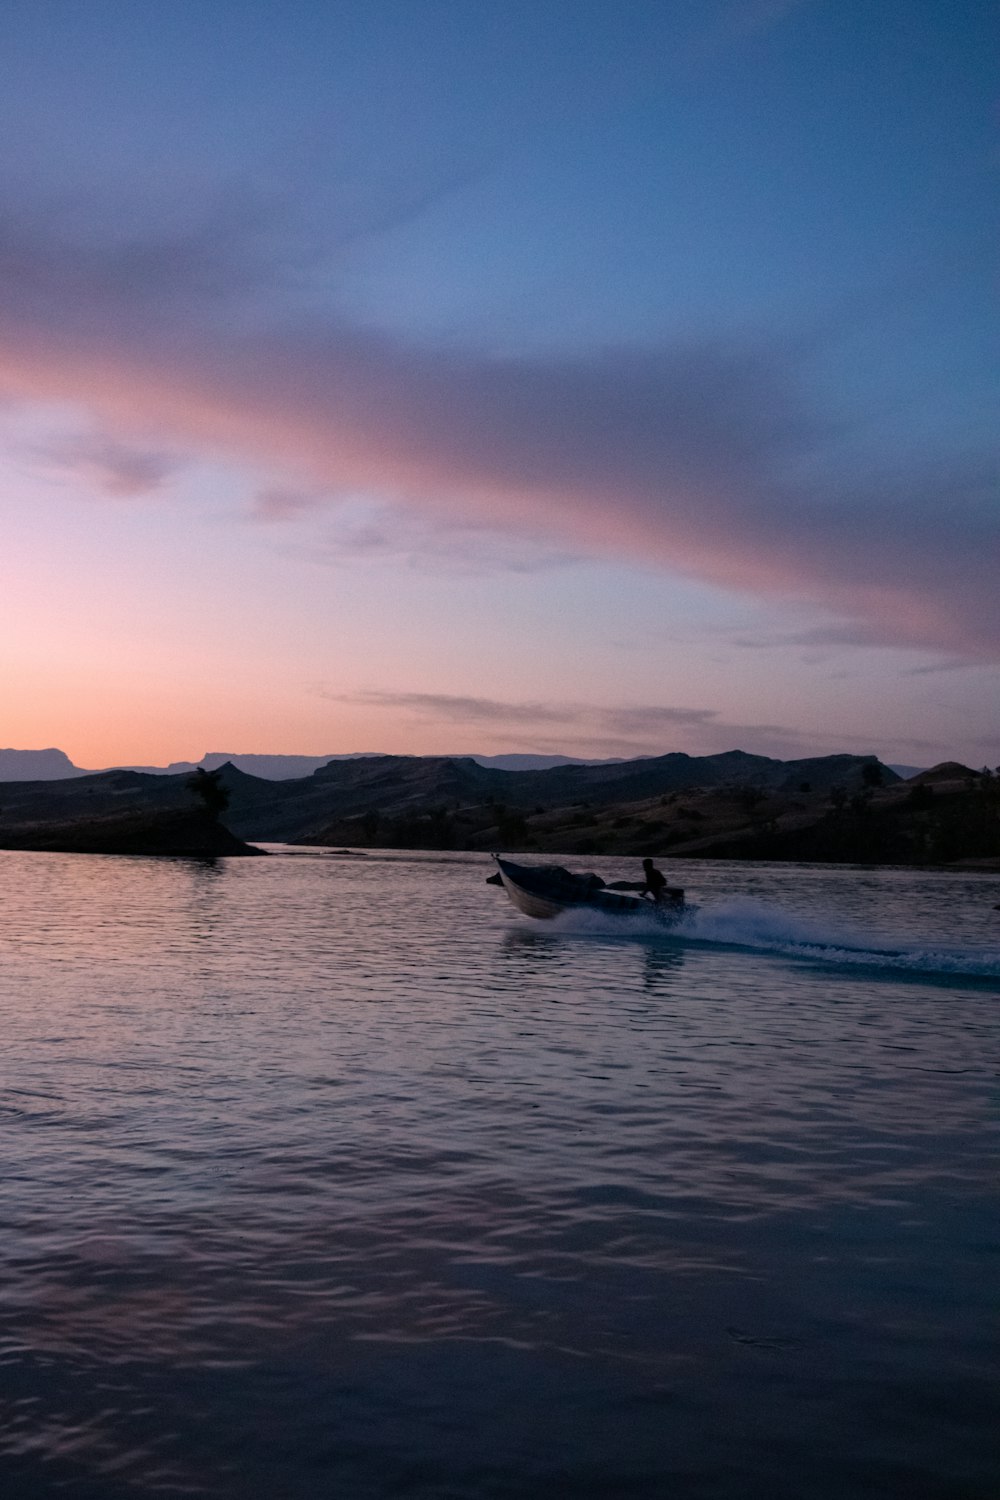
[0,849,997,1498]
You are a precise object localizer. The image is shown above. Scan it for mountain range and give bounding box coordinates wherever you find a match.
[0,748,621,781]
[0,748,894,846]
[2,750,994,865]
[0,747,925,782]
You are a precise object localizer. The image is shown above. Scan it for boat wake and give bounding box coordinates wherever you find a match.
[548,897,1000,980]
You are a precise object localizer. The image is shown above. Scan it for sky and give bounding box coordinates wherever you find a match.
[1,0,997,769]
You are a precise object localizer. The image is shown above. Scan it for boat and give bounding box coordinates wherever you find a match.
[492,855,694,924]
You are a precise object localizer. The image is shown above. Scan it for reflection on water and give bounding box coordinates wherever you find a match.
[501,923,687,995]
[0,849,997,1499]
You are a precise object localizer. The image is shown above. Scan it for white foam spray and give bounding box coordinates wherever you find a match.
[549,897,1000,980]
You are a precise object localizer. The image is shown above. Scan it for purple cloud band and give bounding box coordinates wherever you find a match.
[1,207,996,658]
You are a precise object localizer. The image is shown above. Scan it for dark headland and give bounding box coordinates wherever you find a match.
[0,806,264,858]
[1,751,998,866]
[0,767,263,858]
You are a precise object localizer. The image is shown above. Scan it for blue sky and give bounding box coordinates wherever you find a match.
[0,0,996,766]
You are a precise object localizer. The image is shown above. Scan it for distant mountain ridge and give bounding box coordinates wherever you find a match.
[0,747,81,780]
[0,748,619,781]
[121,751,620,777]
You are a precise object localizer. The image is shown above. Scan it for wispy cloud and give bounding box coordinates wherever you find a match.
[32,433,181,497]
[341,691,579,727]
[251,486,327,523]
[251,491,581,573]
[902,658,985,677]
[2,202,996,659]
[330,688,939,762]
[318,502,583,575]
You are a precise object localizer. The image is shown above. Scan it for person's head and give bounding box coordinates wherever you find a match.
[642,858,653,870]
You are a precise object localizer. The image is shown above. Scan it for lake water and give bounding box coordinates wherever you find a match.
[0,848,997,1499]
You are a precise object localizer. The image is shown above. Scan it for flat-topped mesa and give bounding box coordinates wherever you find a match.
[0,747,82,780]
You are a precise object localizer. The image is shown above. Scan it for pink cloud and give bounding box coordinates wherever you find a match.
[0,214,996,660]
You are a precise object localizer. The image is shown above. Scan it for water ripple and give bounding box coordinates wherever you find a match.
[0,850,997,1497]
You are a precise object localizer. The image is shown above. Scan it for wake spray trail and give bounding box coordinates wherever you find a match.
[551,898,1000,980]
[684,898,1000,976]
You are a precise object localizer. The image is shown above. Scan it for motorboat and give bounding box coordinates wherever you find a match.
[491,855,694,924]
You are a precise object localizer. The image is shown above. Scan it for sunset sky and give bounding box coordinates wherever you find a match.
[1,0,997,769]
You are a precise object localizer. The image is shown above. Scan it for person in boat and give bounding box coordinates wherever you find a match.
[640,858,684,906]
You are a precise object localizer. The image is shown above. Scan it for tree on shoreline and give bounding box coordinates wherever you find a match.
[187,767,230,820]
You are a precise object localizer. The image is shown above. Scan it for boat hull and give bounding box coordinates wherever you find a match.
[498,874,567,920]
[494,856,692,924]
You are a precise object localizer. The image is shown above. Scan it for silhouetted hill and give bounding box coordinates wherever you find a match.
[295,760,999,866]
[219,756,499,840]
[16,751,994,866]
[0,804,263,856]
[211,750,891,843]
[908,761,976,784]
[0,767,193,818]
[0,748,81,780]
[232,750,896,848]
[0,765,262,856]
[681,774,1000,865]
[0,751,891,843]
[468,753,624,771]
